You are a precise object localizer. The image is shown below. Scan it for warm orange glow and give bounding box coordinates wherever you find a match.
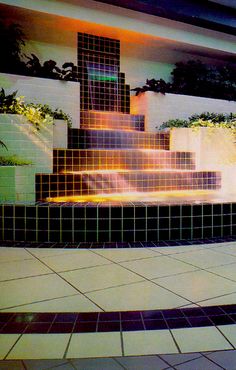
[47,190,224,204]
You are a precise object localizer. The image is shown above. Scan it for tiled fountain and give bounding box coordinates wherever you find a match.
[1,33,236,244]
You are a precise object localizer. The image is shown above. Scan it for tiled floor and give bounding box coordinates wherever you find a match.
[1,242,236,366]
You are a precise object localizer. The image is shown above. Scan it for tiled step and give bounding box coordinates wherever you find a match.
[53,149,196,172]
[36,170,221,200]
[80,110,145,131]
[68,129,170,150]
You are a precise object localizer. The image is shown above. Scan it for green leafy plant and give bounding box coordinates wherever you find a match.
[132,78,171,95]
[0,21,27,74]
[159,112,236,130]
[132,60,236,101]
[0,155,32,166]
[25,54,76,81]
[0,88,72,129]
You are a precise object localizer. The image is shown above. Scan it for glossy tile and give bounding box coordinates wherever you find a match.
[198,292,236,306]
[217,324,236,346]
[0,259,52,282]
[3,294,101,313]
[156,270,236,302]
[60,264,143,293]
[39,251,110,272]
[27,248,80,258]
[171,249,236,268]
[67,332,122,358]
[121,255,197,280]
[123,330,178,356]
[172,326,233,353]
[0,248,32,263]
[0,274,78,310]
[94,248,160,262]
[87,281,190,311]
[207,263,236,281]
[7,334,70,359]
[0,334,20,360]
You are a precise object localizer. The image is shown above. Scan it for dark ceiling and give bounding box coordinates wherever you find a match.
[95,0,236,35]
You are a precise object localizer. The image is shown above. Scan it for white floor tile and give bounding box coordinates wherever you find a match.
[3,294,101,312]
[155,270,236,302]
[171,249,236,269]
[7,334,70,360]
[217,324,236,347]
[0,248,32,263]
[0,259,53,282]
[0,335,20,360]
[26,248,80,258]
[209,243,236,256]
[171,326,233,353]
[123,330,178,356]
[0,274,78,309]
[66,332,122,358]
[207,263,236,281]
[94,248,160,262]
[121,255,197,280]
[39,251,111,272]
[60,264,144,293]
[87,281,190,311]
[197,292,236,306]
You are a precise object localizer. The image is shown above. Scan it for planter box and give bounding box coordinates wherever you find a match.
[0,166,35,202]
[170,127,236,196]
[0,114,53,173]
[0,73,80,128]
[131,92,236,131]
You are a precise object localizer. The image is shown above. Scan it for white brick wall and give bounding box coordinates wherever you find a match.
[131,92,236,131]
[0,73,80,129]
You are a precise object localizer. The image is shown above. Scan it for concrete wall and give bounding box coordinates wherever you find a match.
[131,92,236,131]
[0,73,80,129]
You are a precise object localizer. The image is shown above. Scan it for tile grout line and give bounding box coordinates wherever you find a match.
[25,248,106,312]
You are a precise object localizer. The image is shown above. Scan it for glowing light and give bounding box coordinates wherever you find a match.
[47,190,221,204]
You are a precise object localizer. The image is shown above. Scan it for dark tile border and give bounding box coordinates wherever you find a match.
[1,235,236,249]
[0,305,236,334]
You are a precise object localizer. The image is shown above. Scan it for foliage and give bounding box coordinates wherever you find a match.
[25,54,76,81]
[0,155,32,166]
[0,88,72,129]
[132,60,236,101]
[131,78,171,96]
[0,21,27,74]
[159,112,236,130]
[0,140,7,150]
[171,60,236,101]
